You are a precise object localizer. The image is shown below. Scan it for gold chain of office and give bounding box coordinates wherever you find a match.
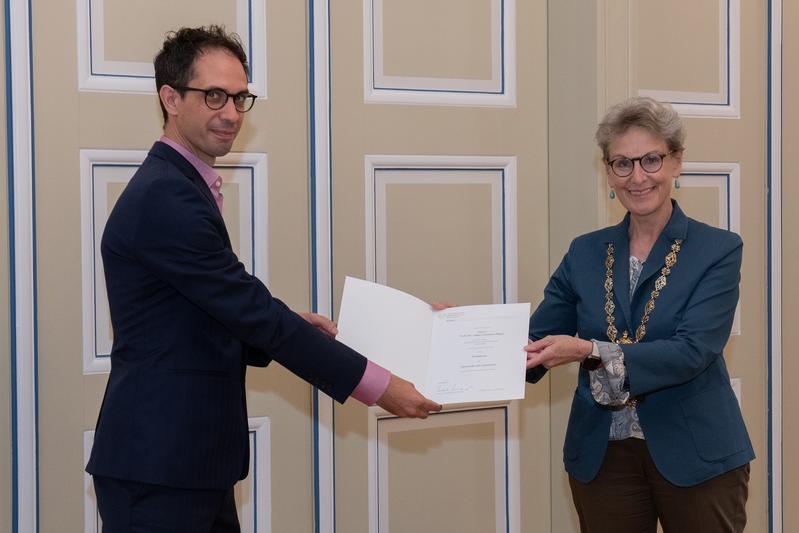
[604,239,682,345]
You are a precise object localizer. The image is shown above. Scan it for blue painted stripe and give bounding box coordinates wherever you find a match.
[4,1,20,530]
[308,0,318,313]
[326,0,334,324]
[308,2,322,532]
[504,406,509,533]
[26,0,39,525]
[247,0,253,84]
[500,0,505,94]
[373,85,504,95]
[766,1,777,531]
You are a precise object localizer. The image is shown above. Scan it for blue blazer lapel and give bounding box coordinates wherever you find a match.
[631,201,690,303]
[608,216,633,338]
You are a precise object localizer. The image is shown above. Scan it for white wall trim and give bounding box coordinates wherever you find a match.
[79,149,268,374]
[242,416,273,533]
[309,1,336,531]
[76,0,267,97]
[363,0,516,107]
[636,0,740,118]
[364,155,518,304]
[367,403,520,533]
[769,0,782,530]
[679,162,741,234]
[7,0,37,530]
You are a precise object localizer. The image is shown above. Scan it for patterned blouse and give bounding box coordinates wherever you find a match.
[588,255,645,440]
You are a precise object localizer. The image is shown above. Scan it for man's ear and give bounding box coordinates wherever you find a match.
[159,85,181,117]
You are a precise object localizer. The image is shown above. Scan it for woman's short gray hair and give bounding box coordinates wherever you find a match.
[595,96,685,160]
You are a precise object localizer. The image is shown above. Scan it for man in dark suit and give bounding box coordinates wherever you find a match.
[86,26,440,532]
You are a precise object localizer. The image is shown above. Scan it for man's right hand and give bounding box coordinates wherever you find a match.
[376,375,442,419]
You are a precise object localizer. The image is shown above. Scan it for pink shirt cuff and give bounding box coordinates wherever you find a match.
[350,360,391,406]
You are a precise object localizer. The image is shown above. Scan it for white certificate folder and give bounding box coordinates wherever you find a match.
[336,277,530,404]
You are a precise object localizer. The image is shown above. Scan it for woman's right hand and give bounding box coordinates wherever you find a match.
[525,335,593,369]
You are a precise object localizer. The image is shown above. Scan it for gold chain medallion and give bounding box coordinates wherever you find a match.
[603,239,682,406]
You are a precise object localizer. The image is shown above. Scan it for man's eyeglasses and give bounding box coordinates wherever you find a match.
[175,86,257,113]
[606,151,675,178]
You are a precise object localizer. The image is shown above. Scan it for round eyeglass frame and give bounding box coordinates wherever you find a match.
[175,86,257,113]
[606,150,675,178]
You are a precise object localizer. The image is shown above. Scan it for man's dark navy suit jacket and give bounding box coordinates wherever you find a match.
[86,142,366,490]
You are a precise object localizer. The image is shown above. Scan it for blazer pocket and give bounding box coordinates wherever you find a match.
[563,391,595,460]
[680,385,748,461]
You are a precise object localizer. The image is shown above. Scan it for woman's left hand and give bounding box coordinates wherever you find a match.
[524,335,592,369]
[298,311,338,337]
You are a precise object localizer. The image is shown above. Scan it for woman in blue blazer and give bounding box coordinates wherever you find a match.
[525,97,753,532]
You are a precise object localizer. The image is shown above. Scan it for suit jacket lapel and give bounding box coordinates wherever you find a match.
[149,142,223,218]
[148,142,231,247]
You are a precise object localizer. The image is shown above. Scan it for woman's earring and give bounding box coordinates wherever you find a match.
[674,177,681,189]
[609,189,616,199]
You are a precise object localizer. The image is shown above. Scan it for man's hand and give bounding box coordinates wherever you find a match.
[298,311,338,337]
[524,335,592,369]
[376,375,442,419]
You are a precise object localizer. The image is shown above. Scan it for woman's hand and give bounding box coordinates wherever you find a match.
[298,311,338,337]
[524,335,593,369]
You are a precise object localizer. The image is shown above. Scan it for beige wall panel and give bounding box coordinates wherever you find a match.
[386,423,496,531]
[782,1,799,529]
[332,0,551,530]
[634,0,720,94]
[382,0,492,80]
[103,1,236,63]
[0,12,11,533]
[385,182,494,305]
[33,0,315,531]
[221,181,243,255]
[31,0,86,528]
[671,187,721,228]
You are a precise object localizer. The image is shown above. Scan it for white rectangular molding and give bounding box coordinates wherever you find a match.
[76,0,267,97]
[364,155,518,304]
[79,149,268,374]
[8,0,38,530]
[363,0,516,106]
[679,162,741,335]
[368,403,520,533]
[636,0,740,118]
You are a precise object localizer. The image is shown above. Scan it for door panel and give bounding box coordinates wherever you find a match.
[327,1,551,531]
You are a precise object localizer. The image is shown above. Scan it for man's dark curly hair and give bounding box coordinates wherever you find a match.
[154,25,249,124]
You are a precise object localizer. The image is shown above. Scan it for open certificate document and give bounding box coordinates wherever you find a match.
[336,277,530,404]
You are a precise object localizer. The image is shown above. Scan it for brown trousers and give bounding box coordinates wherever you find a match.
[568,438,749,533]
